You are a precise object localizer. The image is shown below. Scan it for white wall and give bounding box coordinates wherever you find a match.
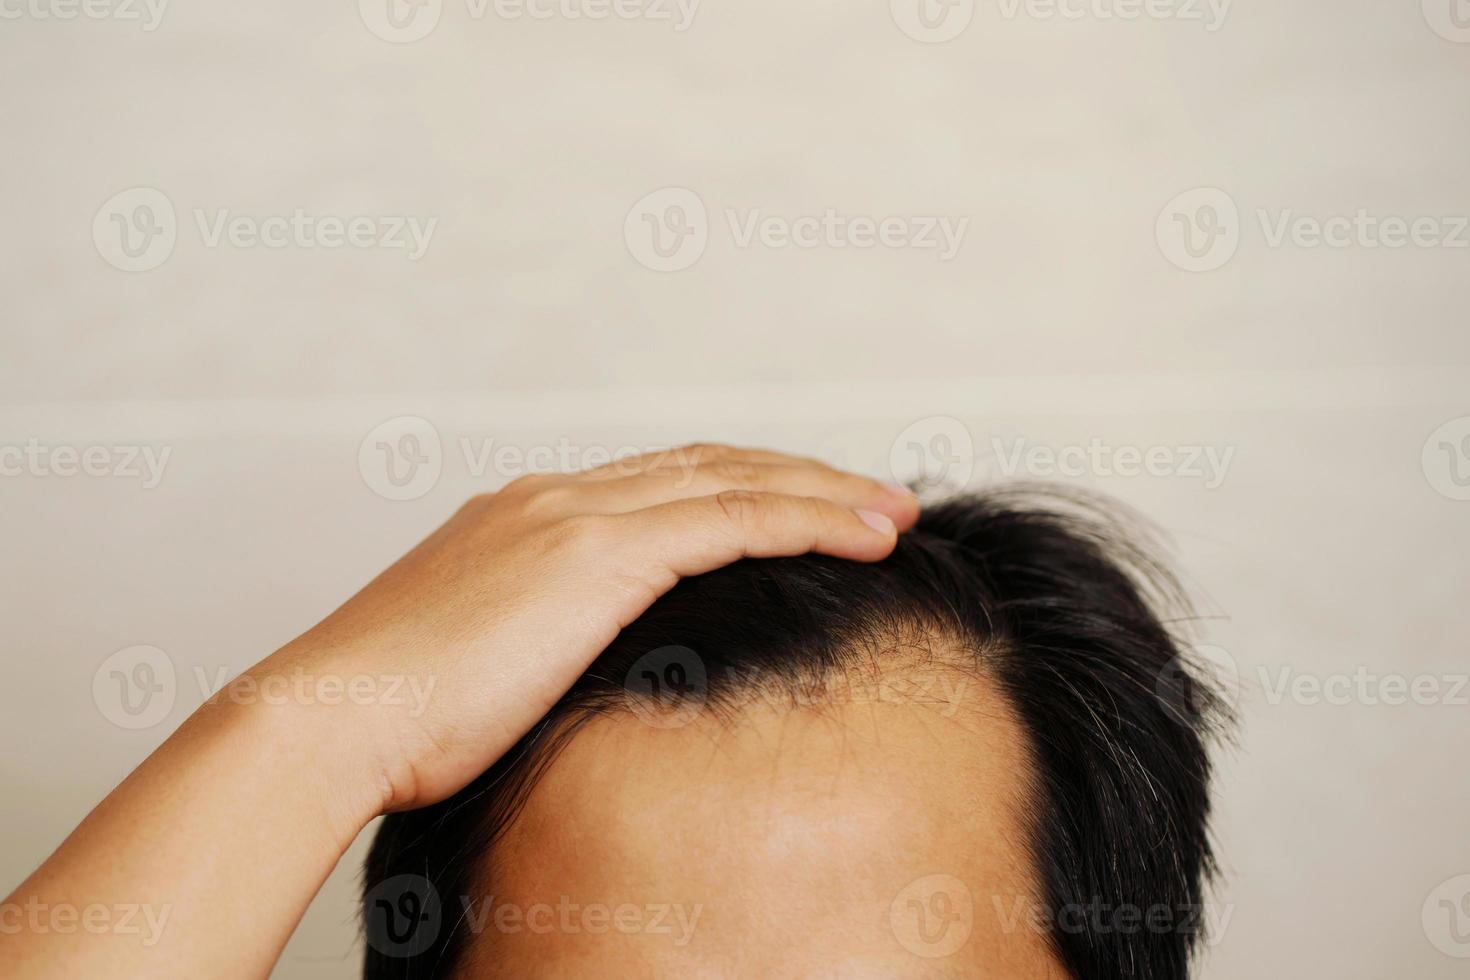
[2,1,1468,976]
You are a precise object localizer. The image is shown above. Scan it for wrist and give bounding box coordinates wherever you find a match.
[187,656,391,842]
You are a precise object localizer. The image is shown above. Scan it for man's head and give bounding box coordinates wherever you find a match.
[363,488,1226,978]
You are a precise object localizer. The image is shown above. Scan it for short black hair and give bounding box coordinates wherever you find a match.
[362,487,1227,979]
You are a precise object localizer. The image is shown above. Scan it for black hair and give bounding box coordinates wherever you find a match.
[362,487,1227,979]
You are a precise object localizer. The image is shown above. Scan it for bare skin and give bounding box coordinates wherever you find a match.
[461,663,1066,978]
[0,445,919,979]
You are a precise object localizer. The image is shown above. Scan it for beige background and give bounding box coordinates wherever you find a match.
[2,0,1468,976]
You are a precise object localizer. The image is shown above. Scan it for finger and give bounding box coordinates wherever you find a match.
[564,460,920,529]
[574,443,832,482]
[616,490,900,579]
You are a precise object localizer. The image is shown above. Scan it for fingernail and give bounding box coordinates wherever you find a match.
[856,509,896,535]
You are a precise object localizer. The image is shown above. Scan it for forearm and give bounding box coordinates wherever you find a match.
[1,670,381,979]
[0,448,912,978]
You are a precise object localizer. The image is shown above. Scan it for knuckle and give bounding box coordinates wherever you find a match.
[711,458,762,487]
[714,488,763,530]
[454,492,493,516]
[682,442,729,463]
[541,513,609,553]
[501,473,548,497]
[500,474,578,514]
[802,495,837,525]
[786,494,834,536]
[519,482,575,515]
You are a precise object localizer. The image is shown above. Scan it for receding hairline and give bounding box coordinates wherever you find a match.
[456,643,1052,976]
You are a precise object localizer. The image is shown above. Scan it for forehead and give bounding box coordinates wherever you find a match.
[454,667,1062,978]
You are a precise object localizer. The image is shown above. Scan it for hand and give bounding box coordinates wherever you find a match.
[0,443,918,980]
[255,444,921,813]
